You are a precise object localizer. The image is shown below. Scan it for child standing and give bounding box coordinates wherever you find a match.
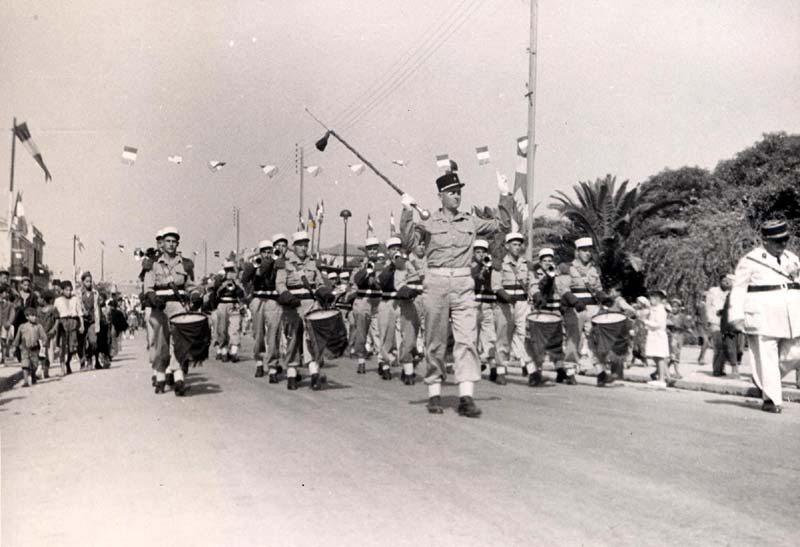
[0,287,15,364]
[37,291,59,379]
[13,307,48,387]
[54,281,84,375]
[666,298,688,380]
[645,290,670,387]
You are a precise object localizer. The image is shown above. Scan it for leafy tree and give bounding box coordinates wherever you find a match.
[549,174,680,288]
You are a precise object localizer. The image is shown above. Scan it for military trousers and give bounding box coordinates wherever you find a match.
[148,301,188,373]
[352,297,380,359]
[495,300,531,367]
[747,334,800,406]
[475,301,496,366]
[378,299,418,365]
[215,303,242,352]
[282,299,317,367]
[251,298,283,368]
[423,271,480,384]
[577,305,600,370]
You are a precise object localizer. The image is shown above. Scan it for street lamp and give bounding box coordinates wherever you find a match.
[339,209,352,270]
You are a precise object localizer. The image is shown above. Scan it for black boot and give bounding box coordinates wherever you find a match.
[565,371,577,385]
[489,367,498,382]
[311,373,326,391]
[165,372,175,387]
[357,362,366,374]
[403,373,416,386]
[528,370,543,387]
[287,376,298,390]
[43,366,50,379]
[427,396,444,414]
[381,366,392,380]
[457,396,482,418]
[495,372,507,385]
[276,365,284,375]
[174,380,189,396]
[555,368,567,384]
[94,361,102,370]
[268,372,279,384]
[521,365,529,377]
[254,365,265,378]
[151,375,156,387]
[154,381,166,394]
[65,363,73,375]
[762,399,782,413]
[597,371,615,387]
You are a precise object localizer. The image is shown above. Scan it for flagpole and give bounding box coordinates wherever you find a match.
[203,239,208,278]
[297,144,304,224]
[6,118,16,270]
[525,0,538,262]
[317,217,324,258]
[100,247,104,281]
[73,235,77,284]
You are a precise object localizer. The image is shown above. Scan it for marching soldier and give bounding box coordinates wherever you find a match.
[530,248,578,385]
[471,240,498,381]
[492,232,535,385]
[569,237,603,375]
[351,237,384,374]
[376,237,421,384]
[213,261,245,362]
[334,270,357,356]
[400,170,512,417]
[728,219,800,413]
[242,239,285,379]
[139,229,165,386]
[143,227,202,396]
[276,231,333,391]
[406,238,426,362]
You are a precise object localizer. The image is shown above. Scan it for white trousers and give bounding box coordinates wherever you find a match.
[747,334,800,406]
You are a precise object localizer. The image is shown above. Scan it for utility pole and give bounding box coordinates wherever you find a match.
[100,246,104,281]
[526,0,538,261]
[296,144,304,229]
[233,206,240,271]
[72,235,77,284]
[203,239,208,277]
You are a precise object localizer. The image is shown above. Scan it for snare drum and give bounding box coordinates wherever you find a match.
[526,311,565,361]
[590,312,629,361]
[304,308,348,363]
[170,312,212,366]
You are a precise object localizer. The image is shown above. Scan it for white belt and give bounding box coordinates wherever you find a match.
[288,288,313,295]
[155,289,186,296]
[427,267,471,277]
[502,288,526,296]
[253,290,278,296]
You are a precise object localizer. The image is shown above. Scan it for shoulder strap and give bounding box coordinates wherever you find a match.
[745,256,794,282]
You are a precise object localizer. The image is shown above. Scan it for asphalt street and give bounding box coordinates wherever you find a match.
[2,335,799,546]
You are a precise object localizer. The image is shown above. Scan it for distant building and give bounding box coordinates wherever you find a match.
[0,212,49,288]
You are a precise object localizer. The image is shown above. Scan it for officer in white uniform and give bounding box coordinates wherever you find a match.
[728,219,800,413]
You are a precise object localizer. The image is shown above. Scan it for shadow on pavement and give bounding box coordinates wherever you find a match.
[184,375,223,396]
[705,398,762,410]
[408,395,502,411]
[0,395,26,409]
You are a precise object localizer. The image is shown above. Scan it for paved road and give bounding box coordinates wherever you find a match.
[2,335,798,546]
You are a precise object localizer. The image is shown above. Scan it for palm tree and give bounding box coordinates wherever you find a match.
[549,174,681,289]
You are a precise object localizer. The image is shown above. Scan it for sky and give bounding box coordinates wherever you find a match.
[1,0,799,282]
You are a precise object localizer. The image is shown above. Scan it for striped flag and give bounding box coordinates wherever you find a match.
[390,211,397,236]
[348,164,365,175]
[213,250,220,258]
[208,161,226,171]
[12,193,27,235]
[307,208,316,230]
[512,136,529,231]
[476,145,491,166]
[13,122,52,181]
[99,240,106,247]
[76,236,85,252]
[392,159,406,167]
[366,214,375,236]
[118,244,125,253]
[121,146,138,165]
[168,155,183,164]
[305,165,321,177]
[192,250,199,256]
[260,164,279,178]
[316,200,324,222]
[435,154,450,172]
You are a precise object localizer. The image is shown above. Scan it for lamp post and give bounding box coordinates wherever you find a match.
[340,209,352,270]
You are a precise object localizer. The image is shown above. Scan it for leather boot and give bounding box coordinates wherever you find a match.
[528,370,543,387]
[403,373,416,386]
[165,372,175,387]
[287,376,298,390]
[555,368,567,383]
[254,366,265,378]
[268,372,279,384]
[311,373,327,391]
[489,367,498,382]
[154,381,166,394]
[457,396,482,418]
[426,396,444,414]
[174,380,189,396]
[357,362,366,374]
[381,366,392,380]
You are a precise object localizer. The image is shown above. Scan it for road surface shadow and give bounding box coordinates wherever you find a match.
[184,375,223,396]
[0,395,26,409]
[300,377,352,390]
[705,398,763,410]
[408,395,502,411]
